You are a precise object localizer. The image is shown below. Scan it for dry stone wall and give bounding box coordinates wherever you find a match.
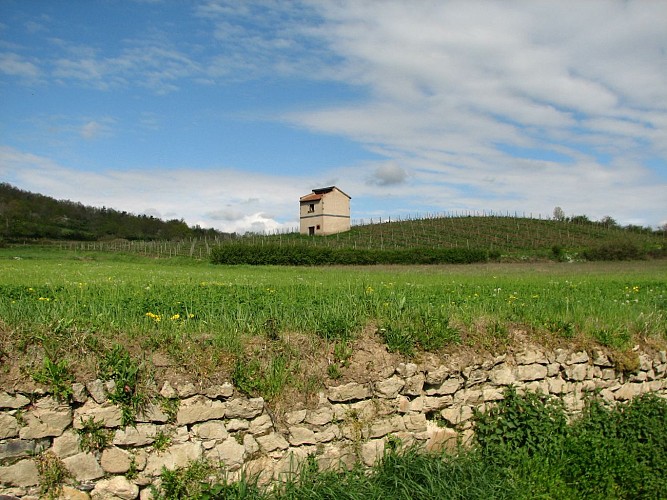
[1,346,666,499]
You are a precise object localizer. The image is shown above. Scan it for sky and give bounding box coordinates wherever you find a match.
[1,0,666,233]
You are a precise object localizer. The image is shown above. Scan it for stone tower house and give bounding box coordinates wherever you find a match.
[299,186,351,235]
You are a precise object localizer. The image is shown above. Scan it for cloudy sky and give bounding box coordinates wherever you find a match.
[1,0,666,233]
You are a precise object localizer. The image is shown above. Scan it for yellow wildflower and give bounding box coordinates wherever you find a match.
[145,312,161,322]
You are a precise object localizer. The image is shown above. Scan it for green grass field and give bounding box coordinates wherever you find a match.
[2,246,666,497]
[1,246,665,398]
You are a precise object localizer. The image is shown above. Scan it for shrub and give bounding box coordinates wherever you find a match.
[564,394,667,498]
[473,389,667,498]
[583,242,645,261]
[474,386,568,466]
[76,416,112,452]
[210,244,492,266]
[551,244,565,261]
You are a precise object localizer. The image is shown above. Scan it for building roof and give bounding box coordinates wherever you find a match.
[299,193,323,202]
[300,186,351,201]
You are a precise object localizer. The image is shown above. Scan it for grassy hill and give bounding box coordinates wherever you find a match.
[49,214,665,262]
[3,182,664,260]
[265,215,663,252]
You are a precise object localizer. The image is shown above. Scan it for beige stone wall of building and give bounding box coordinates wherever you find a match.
[300,199,323,219]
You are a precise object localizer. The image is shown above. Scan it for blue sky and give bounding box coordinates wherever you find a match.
[1,0,666,233]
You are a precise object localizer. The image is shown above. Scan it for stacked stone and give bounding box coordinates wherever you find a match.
[1,348,665,499]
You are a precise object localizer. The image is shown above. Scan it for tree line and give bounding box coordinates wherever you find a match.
[0,183,228,242]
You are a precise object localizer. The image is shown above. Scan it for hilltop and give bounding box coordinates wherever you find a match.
[272,213,663,252]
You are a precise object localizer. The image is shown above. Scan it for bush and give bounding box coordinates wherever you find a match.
[210,244,492,266]
[474,389,667,498]
[564,394,667,498]
[32,357,74,402]
[474,386,568,465]
[582,242,645,261]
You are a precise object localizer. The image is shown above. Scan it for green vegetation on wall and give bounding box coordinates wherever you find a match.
[150,391,667,499]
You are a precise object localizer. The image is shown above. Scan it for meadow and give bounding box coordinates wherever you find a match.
[1,246,665,399]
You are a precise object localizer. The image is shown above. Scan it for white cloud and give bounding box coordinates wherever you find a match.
[0,52,40,79]
[368,162,408,186]
[80,120,107,140]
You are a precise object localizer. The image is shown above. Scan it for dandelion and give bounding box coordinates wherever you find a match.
[145,312,161,323]
[170,314,180,321]
[38,297,50,301]
[365,286,374,295]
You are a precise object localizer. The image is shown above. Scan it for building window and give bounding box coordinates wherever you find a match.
[308,203,315,212]
[316,225,320,229]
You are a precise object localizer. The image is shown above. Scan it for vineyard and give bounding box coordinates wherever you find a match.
[51,214,664,260]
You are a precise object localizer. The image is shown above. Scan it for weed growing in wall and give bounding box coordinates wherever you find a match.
[77,416,112,452]
[98,345,146,426]
[35,451,71,500]
[32,357,73,402]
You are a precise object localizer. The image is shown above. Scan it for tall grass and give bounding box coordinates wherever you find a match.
[1,251,665,341]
